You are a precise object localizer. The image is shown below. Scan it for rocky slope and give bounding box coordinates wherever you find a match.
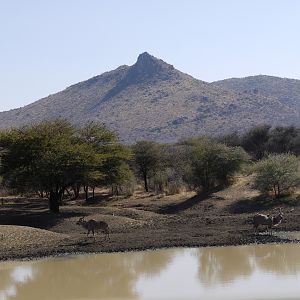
[212,75,300,114]
[0,53,299,142]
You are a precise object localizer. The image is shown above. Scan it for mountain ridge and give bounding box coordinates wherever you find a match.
[1,53,300,143]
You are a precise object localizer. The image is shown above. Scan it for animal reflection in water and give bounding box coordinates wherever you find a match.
[253,208,284,234]
[76,217,110,240]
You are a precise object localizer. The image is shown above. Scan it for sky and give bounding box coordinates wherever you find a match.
[1,0,300,112]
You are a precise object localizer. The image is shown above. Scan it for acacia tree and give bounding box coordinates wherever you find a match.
[189,139,249,192]
[267,126,300,154]
[132,141,161,192]
[253,153,300,197]
[241,124,271,160]
[150,143,191,194]
[78,121,132,199]
[0,120,111,212]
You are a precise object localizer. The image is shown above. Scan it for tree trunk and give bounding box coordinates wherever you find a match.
[84,185,89,201]
[92,187,95,198]
[143,172,148,192]
[58,188,64,205]
[72,183,80,200]
[65,188,72,198]
[48,188,64,212]
[49,191,60,213]
[277,183,281,198]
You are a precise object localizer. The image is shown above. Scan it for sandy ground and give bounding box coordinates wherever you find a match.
[0,175,300,261]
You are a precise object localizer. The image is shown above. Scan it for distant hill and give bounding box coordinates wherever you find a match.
[0,53,299,143]
[212,75,300,114]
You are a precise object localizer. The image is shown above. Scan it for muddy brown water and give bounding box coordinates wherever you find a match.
[1,243,300,300]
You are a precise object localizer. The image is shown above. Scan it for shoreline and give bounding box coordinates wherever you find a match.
[1,233,297,262]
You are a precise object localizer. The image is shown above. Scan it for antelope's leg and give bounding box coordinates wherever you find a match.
[253,224,258,234]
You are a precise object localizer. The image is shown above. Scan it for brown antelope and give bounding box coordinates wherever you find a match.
[76,217,110,239]
[253,208,284,234]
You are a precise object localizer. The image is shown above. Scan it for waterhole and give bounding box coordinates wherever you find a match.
[1,243,300,299]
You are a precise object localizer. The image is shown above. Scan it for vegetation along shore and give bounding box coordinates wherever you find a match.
[0,121,300,260]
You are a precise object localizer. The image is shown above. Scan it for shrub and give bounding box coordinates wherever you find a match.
[253,153,300,197]
[190,140,249,192]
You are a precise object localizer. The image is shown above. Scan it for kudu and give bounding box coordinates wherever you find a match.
[76,217,110,239]
[253,208,284,234]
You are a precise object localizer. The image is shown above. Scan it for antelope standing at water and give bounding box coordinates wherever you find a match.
[253,208,284,234]
[76,217,110,239]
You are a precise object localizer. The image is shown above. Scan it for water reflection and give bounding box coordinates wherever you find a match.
[0,265,35,300]
[1,244,300,300]
[197,244,300,286]
[197,246,252,285]
[253,244,300,274]
[0,249,177,300]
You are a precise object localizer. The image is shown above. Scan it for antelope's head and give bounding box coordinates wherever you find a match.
[76,216,85,225]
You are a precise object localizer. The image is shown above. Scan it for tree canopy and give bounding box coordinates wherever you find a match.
[253,153,300,197]
[0,120,131,212]
[189,139,249,192]
[132,141,162,192]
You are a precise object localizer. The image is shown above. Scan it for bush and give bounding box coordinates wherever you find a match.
[165,180,184,195]
[253,153,300,197]
[190,139,249,192]
[241,124,271,159]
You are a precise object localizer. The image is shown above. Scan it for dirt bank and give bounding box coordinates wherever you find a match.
[0,176,300,261]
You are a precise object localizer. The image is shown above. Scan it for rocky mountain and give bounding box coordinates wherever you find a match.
[212,75,300,114]
[0,53,299,143]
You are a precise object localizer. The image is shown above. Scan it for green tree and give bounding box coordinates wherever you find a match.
[190,139,249,192]
[268,126,300,154]
[79,122,132,197]
[0,120,123,212]
[216,132,241,147]
[0,120,97,211]
[152,143,192,194]
[253,153,300,197]
[241,124,271,159]
[132,141,161,192]
[78,121,131,199]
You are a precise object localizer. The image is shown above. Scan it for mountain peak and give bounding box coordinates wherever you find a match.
[135,52,173,68]
[100,52,177,101]
[129,52,175,83]
[136,52,158,64]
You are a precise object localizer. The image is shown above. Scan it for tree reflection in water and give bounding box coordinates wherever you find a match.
[197,244,300,286]
[1,244,300,300]
[0,249,177,300]
[253,244,300,274]
[197,246,252,285]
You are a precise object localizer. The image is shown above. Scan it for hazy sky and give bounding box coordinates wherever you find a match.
[1,0,300,112]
